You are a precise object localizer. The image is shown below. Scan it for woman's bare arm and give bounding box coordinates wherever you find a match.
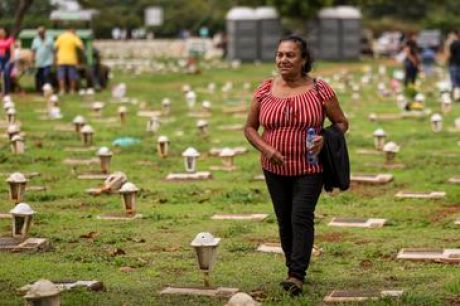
[244,95,284,166]
[324,95,349,133]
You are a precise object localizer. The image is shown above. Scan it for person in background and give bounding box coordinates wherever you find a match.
[448,30,460,101]
[420,46,437,77]
[31,26,54,92]
[244,35,348,296]
[0,27,15,96]
[54,28,83,94]
[403,34,420,86]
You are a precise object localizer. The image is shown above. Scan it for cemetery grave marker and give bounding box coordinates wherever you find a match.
[395,191,446,199]
[211,214,268,221]
[397,248,460,263]
[328,217,387,228]
[350,174,393,184]
[323,289,404,303]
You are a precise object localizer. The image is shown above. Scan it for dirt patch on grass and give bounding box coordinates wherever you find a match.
[348,182,392,198]
[316,231,350,243]
[429,204,460,222]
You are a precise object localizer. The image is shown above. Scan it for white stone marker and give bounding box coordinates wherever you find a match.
[383,142,399,164]
[186,91,197,109]
[328,217,387,228]
[118,106,127,124]
[91,102,104,117]
[6,124,20,140]
[210,148,236,171]
[397,248,460,263]
[211,214,268,221]
[119,182,139,216]
[183,147,200,173]
[80,125,94,146]
[161,98,171,115]
[146,115,160,133]
[323,289,403,303]
[395,191,446,199]
[448,176,460,184]
[6,107,16,124]
[350,174,393,184]
[72,115,86,133]
[196,119,209,137]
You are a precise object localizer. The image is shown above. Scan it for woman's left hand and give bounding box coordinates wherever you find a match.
[308,135,324,155]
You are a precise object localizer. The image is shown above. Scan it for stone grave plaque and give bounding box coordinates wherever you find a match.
[328,218,387,228]
[187,112,211,118]
[396,248,460,262]
[54,125,74,132]
[64,147,96,152]
[211,214,268,221]
[0,213,11,219]
[455,219,460,225]
[0,237,50,252]
[368,113,401,121]
[166,172,212,181]
[324,289,403,303]
[401,109,431,118]
[26,186,47,192]
[351,174,393,184]
[97,213,143,220]
[137,110,161,117]
[78,174,109,180]
[209,147,247,156]
[93,117,117,123]
[253,174,265,181]
[86,188,118,195]
[1,172,40,179]
[19,280,104,294]
[63,158,99,166]
[395,191,446,199]
[448,176,460,184]
[159,286,239,297]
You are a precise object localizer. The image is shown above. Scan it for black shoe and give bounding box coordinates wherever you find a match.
[280,277,303,296]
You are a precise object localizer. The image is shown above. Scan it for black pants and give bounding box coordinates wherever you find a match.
[264,169,323,281]
[404,60,418,86]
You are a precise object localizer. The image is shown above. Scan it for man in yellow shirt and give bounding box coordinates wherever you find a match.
[55,28,83,94]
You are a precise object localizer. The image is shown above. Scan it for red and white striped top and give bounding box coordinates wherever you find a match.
[255,78,335,176]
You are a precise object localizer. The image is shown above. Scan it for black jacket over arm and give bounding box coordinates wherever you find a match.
[320,125,350,192]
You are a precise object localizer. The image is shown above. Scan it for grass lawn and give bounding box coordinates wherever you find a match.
[0,59,459,305]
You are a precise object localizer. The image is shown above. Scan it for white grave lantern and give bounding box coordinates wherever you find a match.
[373,128,387,150]
[185,91,197,109]
[146,115,160,133]
[72,115,86,133]
[190,232,221,287]
[430,113,442,133]
[182,84,191,93]
[383,141,400,163]
[396,94,407,110]
[207,82,216,94]
[441,94,452,114]
[196,119,209,137]
[368,113,377,122]
[157,135,169,158]
[10,134,25,154]
[3,100,15,112]
[48,95,58,108]
[24,279,60,306]
[42,83,53,99]
[6,107,16,124]
[80,124,94,146]
[6,172,27,203]
[219,148,235,168]
[2,95,12,104]
[202,100,212,113]
[414,93,425,104]
[92,102,104,117]
[119,182,139,215]
[6,124,20,140]
[117,106,127,124]
[10,203,35,238]
[161,98,171,115]
[97,147,113,174]
[85,88,95,102]
[182,147,200,173]
[48,106,62,119]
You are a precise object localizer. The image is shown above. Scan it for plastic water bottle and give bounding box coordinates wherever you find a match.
[306,128,318,165]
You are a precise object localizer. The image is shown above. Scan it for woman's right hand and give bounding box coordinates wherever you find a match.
[264,147,285,166]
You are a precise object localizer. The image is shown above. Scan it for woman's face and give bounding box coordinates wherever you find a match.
[276,41,306,78]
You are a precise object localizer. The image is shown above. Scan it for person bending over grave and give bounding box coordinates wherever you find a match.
[244,35,348,296]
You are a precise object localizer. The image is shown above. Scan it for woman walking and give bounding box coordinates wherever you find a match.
[244,35,348,296]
